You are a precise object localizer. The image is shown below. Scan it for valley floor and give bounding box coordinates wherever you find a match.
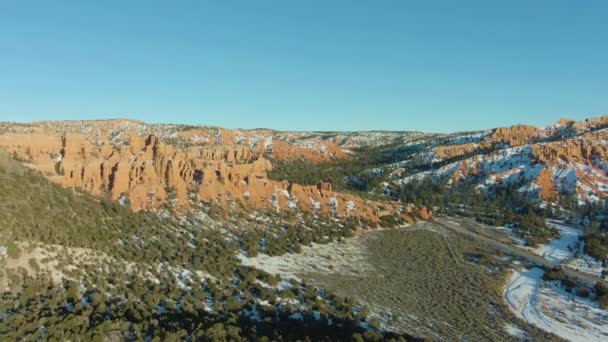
[240,217,608,341]
[240,220,555,341]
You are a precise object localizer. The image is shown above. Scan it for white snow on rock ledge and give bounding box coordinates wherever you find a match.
[504,267,608,342]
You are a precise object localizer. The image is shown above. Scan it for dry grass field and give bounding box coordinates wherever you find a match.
[252,222,562,341]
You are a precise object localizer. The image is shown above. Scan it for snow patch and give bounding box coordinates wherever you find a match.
[504,323,528,340]
[533,221,582,264]
[504,267,608,342]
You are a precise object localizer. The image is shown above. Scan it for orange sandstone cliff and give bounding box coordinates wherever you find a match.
[0,126,416,223]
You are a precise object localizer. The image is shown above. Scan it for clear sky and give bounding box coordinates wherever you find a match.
[0,1,606,133]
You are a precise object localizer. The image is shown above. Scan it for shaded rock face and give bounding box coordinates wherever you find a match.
[0,129,411,223]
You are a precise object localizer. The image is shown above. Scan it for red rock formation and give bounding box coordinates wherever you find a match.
[531,139,608,165]
[263,140,347,162]
[557,118,575,126]
[573,115,608,132]
[487,125,543,147]
[531,139,608,200]
[0,129,411,222]
[535,168,557,200]
[434,142,493,160]
[418,207,432,220]
[175,128,347,163]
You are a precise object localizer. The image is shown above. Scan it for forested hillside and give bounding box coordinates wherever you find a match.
[0,151,416,341]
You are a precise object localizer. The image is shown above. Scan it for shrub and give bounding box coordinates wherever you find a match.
[593,282,608,309]
[576,285,590,298]
[586,234,608,260]
[28,258,40,272]
[543,267,566,281]
[6,242,21,259]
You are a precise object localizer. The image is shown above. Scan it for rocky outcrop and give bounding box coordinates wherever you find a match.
[531,139,608,165]
[431,117,606,163]
[260,140,347,162]
[423,117,608,203]
[0,133,63,175]
[573,115,608,132]
[484,116,608,148]
[418,207,432,220]
[487,125,543,147]
[531,139,608,201]
[175,128,347,163]
[557,118,575,126]
[416,131,608,203]
[434,142,493,160]
[0,128,408,223]
[535,168,557,200]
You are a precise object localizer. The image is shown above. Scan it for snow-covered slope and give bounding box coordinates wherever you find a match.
[389,116,608,205]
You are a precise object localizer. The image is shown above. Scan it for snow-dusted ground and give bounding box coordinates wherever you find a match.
[504,268,608,342]
[530,221,606,278]
[503,221,608,341]
[503,323,529,340]
[533,221,582,264]
[495,225,529,248]
[567,253,605,278]
[238,240,373,282]
[499,220,605,278]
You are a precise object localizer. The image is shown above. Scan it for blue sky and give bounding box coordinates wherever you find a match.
[0,1,606,133]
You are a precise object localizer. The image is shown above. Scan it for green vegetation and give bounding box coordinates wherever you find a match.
[586,233,608,260]
[5,241,21,259]
[543,267,579,290]
[400,178,557,246]
[0,270,415,341]
[271,148,563,247]
[297,226,556,341]
[582,212,608,262]
[0,161,237,277]
[0,151,415,340]
[234,215,364,258]
[571,202,608,265]
[268,146,395,193]
[596,282,608,310]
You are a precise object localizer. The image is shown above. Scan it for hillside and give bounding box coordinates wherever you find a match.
[0,149,420,341]
[0,120,427,225]
[392,116,608,206]
[1,116,607,341]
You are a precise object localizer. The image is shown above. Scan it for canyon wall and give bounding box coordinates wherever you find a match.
[0,129,411,223]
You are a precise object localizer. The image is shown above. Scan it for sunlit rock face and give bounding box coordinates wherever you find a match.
[402,116,608,203]
[0,119,423,223]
